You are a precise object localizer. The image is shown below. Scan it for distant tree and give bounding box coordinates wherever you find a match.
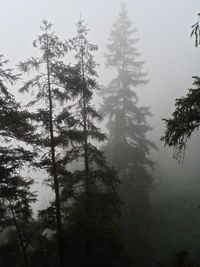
[18,20,77,267]
[101,3,156,265]
[61,19,126,267]
[0,55,36,267]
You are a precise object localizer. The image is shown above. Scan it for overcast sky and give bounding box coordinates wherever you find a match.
[1,0,200,116]
[1,1,200,201]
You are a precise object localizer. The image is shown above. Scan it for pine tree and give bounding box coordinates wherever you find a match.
[0,55,36,267]
[18,20,77,267]
[162,14,200,158]
[161,76,200,159]
[101,4,156,265]
[62,19,126,267]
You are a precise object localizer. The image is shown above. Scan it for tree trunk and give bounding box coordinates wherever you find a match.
[46,35,64,267]
[10,203,29,267]
[81,41,92,266]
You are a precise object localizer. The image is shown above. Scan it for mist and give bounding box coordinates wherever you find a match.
[1,1,200,267]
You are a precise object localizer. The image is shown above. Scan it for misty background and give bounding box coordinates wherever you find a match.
[1,0,200,265]
[1,0,200,146]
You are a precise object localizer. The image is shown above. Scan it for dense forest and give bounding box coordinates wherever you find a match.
[1,1,200,267]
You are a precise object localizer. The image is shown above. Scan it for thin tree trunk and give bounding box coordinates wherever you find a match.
[46,34,64,267]
[83,91,90,215]
[80,40,90,216]
[80,41,93,266]
[9,202,29,267]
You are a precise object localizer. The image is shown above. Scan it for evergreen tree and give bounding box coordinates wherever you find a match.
[161,76,200,159]
[18,20,77,267]
[62,19,126,267]
[0,55,36,267]
[101,4,156,266]
[162,14,200,157]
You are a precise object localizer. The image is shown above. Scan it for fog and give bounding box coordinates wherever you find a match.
[1,2,199,109]
[2,0,200,135]
[1,0,200,266]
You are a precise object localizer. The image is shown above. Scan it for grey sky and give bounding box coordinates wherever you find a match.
[1,0,200,113]
[1,0,200,201]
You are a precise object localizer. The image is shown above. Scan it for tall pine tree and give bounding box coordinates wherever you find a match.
[18,20,77,267]
[62,19,126,267]
[101,4,156,266]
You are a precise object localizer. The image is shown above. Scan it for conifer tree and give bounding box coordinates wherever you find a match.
[162,14,200,158]
[63,19,125,267]
[101,4,156,265]
[0,55,36,267]
[18,20,77,267]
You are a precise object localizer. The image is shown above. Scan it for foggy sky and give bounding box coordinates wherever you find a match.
[1,0,200,123]
[1,0,200,207]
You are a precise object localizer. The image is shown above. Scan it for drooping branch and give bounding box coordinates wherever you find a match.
[191,13,200,47]
[161,76,200,157]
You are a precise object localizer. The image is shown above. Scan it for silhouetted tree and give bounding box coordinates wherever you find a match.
[160,13,200,267]
[162,14,200,157]
[162,76,200,158]
[18,20,76,267]
[62,19,126,267]
[0,55,36,267]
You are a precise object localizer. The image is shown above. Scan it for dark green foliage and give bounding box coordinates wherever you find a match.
[16,19,124,267]
[60,19,126,267]
[162,76,200,158]
[159,14,200,267]
[101,4,156,266]
[0,55,37,267]
[18,20,75,267]
[18,20,77,181]
[0,55,34,143]
[162,16,200,158]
